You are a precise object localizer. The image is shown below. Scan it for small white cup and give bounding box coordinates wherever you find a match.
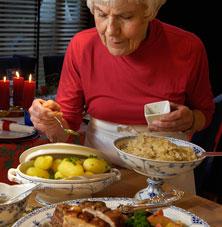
[144,100,170,124]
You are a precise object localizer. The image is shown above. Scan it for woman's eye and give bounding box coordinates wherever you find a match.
[121,16,133,20]
[98,13,107,18]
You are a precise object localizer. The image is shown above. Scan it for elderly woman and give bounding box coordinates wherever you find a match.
[29,0,215,193]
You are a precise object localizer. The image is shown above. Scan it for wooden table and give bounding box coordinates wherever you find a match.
[28,169,222,227]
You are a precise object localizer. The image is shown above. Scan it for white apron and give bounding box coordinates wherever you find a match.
[84,117,196,194]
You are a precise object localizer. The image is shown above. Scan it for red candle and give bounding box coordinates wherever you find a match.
[13,71,24,106]
[0,76,10,110]
[22,74,36,110]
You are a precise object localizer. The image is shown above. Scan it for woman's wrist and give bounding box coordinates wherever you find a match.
[45,117,70,142]
[184,110,206,134]
[183,110,195,134]
[193,110,206,132]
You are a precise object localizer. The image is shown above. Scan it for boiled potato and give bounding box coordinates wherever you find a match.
[54,171,64,179]
[84,171,94,176]
[99,159,111,172]
[26,167,50,178]
[52,158,62,172]
[83,158,110,174]
[34,155,53,170]
[58,160,84,177]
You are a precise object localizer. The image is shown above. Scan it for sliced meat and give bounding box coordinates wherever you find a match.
[51,201,126,227]
[82,208,126,227]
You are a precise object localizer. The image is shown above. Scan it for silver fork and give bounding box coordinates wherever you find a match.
[54,116,80,137]
[135,190,184,205]
[118,190,184,214]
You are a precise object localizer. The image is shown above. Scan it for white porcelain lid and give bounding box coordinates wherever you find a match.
[19,143,107,163]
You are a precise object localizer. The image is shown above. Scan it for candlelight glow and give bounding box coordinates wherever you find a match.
[16,71,20,78]
[3,76,6,82]
[29,74,32,82]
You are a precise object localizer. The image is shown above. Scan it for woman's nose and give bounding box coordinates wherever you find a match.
[106,18,121,36]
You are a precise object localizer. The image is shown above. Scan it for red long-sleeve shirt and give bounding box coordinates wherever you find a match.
[56,19,215,130]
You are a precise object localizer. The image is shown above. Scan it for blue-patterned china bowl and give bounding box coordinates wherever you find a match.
[114,136,205,179]
[0,183,36,226]
[8,143,121,205]
[114,136,206,200]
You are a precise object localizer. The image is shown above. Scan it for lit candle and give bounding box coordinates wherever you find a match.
[13,71,24,106]
[0,76,10,110]
[22,74,36,110]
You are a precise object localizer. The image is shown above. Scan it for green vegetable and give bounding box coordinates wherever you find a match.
[66,157,80,164]
[125,211,151,227]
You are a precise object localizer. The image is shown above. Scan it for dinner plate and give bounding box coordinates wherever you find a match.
[0,130,38,143]
[12,197,209,227]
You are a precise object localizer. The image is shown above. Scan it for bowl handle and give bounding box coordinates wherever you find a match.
[112,168,121,181]
[8,168,23,184]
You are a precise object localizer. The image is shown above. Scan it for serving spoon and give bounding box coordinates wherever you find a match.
[198,151,222,158]
[0,184,40,205]
[54,116,79,137]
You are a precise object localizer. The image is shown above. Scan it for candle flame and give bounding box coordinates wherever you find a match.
[29,74,32,82]
[3,76,6,82]
[16,71,20,78]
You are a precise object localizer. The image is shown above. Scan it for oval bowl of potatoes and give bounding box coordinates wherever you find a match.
[7,143,121,204]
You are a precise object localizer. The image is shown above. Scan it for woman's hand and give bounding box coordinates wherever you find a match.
[148,102,194,132]
[29,99,69,142]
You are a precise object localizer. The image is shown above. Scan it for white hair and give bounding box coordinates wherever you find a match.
[86,0,167,20]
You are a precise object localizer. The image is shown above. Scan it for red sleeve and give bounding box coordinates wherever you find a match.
[56,36,84,131]
[186,37,215,128]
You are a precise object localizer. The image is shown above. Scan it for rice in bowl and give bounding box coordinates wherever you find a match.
[117,134,197,162]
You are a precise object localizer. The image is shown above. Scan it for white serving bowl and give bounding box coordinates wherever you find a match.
[0,183,36,226]
[114,136,205,179]
[113,135,205,200]
[8,143,121,204]
[144,100,170,124]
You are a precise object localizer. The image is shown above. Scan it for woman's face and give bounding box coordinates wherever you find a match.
[94,1,149,56]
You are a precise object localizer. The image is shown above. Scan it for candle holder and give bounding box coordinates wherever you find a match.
[0,106,24,118]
